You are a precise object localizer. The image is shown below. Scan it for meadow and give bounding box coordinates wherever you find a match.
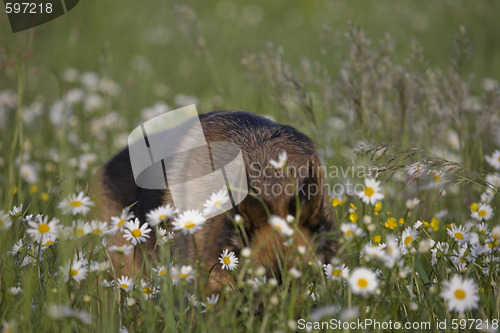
[1,1,500,332]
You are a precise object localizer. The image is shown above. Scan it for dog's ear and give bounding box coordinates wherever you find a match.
[236,188,269,231]
[297,157,332,230]
[296,157,338,260]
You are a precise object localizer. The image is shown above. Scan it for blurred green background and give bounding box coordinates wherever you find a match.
[1,0,500,118]
[1,0,500,209]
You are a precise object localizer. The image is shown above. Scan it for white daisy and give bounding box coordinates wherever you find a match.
[447,224,469,244]
[123,218,151,245]
[219,249,239,270]
[172,265,195,283]
[357,178,384,205]
[153,265,169,276]
[492,225,500,240]
[20,163,38,184]
[63,259,88,282]
[8,286,22,295]
[440,275,479,314]
[476,222,490,235]
[485,149,500,169]
[471,203,493,221]
[41,234,57,248]
[289,267,302,279]
[58,191,94,216]
[268,215,294,237]
[485,173,500,191]
[201,294,220,312]
[117,276,134,292]
[89,261,111,273]
[401,226,418,254]
[480,191,494,204]
[431,241,450,265]
[157,227,175,243]
[405,198,420,210]
[90,220,109,236]
[110,207,135,234]
[146,204,175,227]
[27,215,59,243]
[0,210,13,230]
[324,262,349,281]
[348,267,378,295]
[140,280,159,300]
[340,223,364,239]
[8,204,23,217]
[10,239,24,255]
[172,210,206,235]
[71,220,92,238]
[362,243,385,261]
[108,244,134,256]
[382,235,402,268]
[269,151,287,169]
[203,189,230,216]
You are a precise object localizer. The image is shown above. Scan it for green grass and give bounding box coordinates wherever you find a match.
[1,1,500,332]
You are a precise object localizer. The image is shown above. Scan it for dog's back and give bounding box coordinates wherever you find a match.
[93,110,336,292]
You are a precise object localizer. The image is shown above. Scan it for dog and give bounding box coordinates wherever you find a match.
[92,110,336,293]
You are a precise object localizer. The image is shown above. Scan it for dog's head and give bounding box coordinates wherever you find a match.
[233,148,337,281]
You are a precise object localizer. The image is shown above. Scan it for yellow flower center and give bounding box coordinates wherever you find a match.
[223,256,231,265]
[143,287,152,294]
[333,269,341,277]
[345,230,352,237]
[184,221,195,229]
[121,284,129,290]
[374,235,381,243]
[364,187,375,197]
[159,269,167,275]
[44,240,53,247]
[404,236,413,245]
[158,214,167,221]
[478,210,487,217]
[118,218,126,227]
[214,200,222,207]
[76,228,85,237]
[434,175,441,182]
[0,219,3,227]
[274,224,283,232]
[132,229,142,238]
[498,156,500,162]
[454,289,466,300]
[470,203,478,212]
[93,229,102,235]
[71,201,83,207]
[455,232,464,240]
[387,245,393,255]
[38,223,50,234]
[357,278,368,288]
[70,269,78,276]
[180,273,189,279]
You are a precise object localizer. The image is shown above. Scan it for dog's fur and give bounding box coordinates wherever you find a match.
[92,111,336,293]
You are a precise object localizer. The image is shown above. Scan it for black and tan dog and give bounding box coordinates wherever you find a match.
[92,110,336,293]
